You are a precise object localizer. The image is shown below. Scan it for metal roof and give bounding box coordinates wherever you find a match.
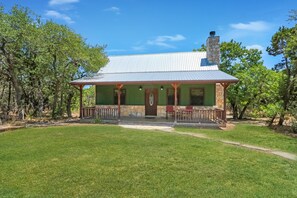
[99,51,218,73]
[71,51,238,85]
[71,70,238,85]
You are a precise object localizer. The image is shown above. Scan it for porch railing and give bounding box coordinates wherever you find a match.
[82,107,118,120]
[82,106,224,124]
[96,107,118,120]
[176,108,224,124]
[82,107,96,118]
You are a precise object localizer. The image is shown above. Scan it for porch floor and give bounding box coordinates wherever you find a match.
[97,116,222,128]
[119,117,174,127]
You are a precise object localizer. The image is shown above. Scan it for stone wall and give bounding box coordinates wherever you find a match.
[206,34,220,65]
[206,32,224,110]
[96,105,145,117]
[157,106,166,117]
[215,84,224,109]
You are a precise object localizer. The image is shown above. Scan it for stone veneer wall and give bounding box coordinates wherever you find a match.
[96,105,218,118]
[215,84,224,109]
[206,32,223,110]
[96,105,145,117]
[206,35,220,65]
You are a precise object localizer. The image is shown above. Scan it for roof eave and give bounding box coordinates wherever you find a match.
[70,79,239,86]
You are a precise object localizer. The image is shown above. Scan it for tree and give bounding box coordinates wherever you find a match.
[220,41,278,119]
[0,6,41,119]
[195,40,280,120]
[193,44,207,52]
[267,25,297,125]
[0,5,108,121]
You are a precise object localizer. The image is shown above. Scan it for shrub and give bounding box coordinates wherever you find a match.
[291,120,297,134]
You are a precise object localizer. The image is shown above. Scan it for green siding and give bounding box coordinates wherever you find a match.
[96,85,114,105]
[96,84,215,106]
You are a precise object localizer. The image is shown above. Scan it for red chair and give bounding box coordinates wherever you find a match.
[185,106,193,119]
[166,105,175,119]
[186,106,193,111]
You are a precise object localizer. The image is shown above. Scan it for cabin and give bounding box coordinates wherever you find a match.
[71,31,238,126]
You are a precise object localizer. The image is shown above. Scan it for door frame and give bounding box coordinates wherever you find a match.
[145,88,158,116]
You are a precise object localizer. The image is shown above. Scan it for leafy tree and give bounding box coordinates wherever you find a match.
[195,40,280,120]
[267,25,297,125]
[220,41,278,119]
[193,44,206,52]
[0,6,41,119]
[0,5,108,120]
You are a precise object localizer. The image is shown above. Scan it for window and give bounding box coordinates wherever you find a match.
[167,88,180,105]
[190,88,204,105]
[114,89,126,105]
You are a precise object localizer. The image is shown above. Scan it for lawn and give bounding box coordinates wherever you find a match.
[0,125,297,197]
[176,124,297,154]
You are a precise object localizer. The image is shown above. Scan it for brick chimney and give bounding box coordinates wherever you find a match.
[206,31,220,66]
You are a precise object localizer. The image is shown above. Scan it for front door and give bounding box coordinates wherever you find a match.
[145,88,158,116]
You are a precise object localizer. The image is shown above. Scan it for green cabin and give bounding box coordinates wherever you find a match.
[71,32,238,125]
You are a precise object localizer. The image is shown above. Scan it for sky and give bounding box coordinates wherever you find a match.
[1,0,297,67]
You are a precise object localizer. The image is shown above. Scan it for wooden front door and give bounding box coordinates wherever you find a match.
[145,88,158,116]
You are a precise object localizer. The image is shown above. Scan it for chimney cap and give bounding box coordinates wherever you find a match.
[209,31,216,37]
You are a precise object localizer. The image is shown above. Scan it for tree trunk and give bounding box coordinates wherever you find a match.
[278,112,285,126]
[0,83,5,100]
[238,101,251,119]
[37,83,43,118]
[279,96,289,126]
[4,52,24,120]
[7,81,11,116]
[278,57,291,126]
[10,67,24,120]
[66,92,74,118]
[52,83,59,119]
[268,113,277,127]
[58,89,64,117]
[231,102,238,119]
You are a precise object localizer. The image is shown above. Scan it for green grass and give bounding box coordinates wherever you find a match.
[0,125,297,197]
[176,124,297,154]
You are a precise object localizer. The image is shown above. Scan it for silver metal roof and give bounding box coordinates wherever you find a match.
[71,51,238,85]
[99,51,218,74]
[71,70,238,85]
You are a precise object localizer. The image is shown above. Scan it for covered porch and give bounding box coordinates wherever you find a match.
[74,81,231,127]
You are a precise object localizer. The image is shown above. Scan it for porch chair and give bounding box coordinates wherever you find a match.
[186,106,193,111]
[166,105,175,119]
[185,106,193,119]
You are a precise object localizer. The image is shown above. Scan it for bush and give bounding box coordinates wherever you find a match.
[93,118,102,124]
[291,120,297,134]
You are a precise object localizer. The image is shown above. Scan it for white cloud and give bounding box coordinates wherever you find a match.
[45,10,74,24]
[230,21,270,32]
[246,44,264,51]
[106,49,127,52]
[132,45,146,51]
[104,7,120,15]
[147,34,186,48]
[49,0,79,6]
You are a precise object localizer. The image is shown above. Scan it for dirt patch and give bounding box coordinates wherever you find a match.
[220,123,235,131]
[0,125,25,133]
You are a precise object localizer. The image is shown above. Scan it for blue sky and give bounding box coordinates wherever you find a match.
[2,0,297,67]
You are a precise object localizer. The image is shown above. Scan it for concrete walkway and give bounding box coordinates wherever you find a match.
[119,124,297,161]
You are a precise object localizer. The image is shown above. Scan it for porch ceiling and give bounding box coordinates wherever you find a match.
[70,70,238,85]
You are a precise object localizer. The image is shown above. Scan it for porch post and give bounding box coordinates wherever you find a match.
[79,84,84,118]
[220,83,230,123]
[116,84,123,120]
[171,83,179,124]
